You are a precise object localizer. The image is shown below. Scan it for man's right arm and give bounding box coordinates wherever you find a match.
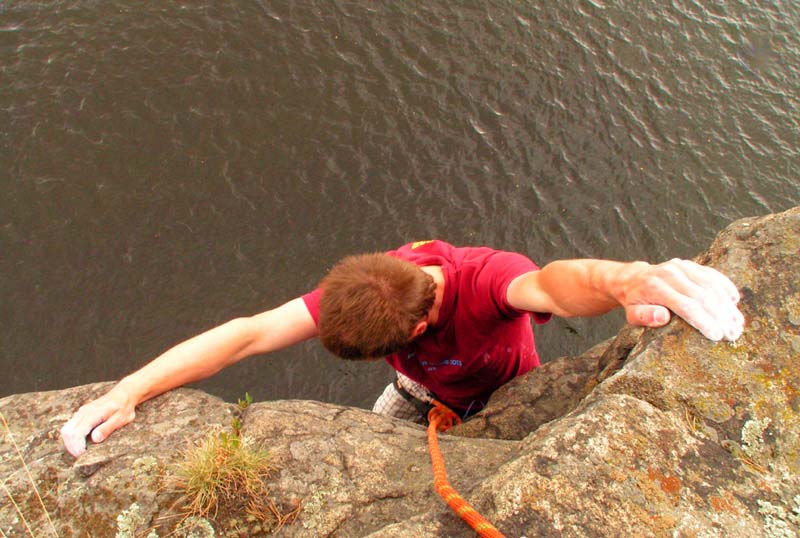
[506,259,743,341]
[60,297,318,457]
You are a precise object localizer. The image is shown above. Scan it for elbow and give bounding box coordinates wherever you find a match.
[552,309,578,319]
[224,317,262,364]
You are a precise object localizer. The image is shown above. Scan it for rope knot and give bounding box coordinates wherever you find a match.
[427,400,462,432]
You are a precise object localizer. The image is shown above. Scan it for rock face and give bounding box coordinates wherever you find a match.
[2,206,799,538]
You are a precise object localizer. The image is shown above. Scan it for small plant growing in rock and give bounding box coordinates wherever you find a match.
[237,392,253,410]
[171,425,271,520]
[167,396,301,535]
[230,416,243,438]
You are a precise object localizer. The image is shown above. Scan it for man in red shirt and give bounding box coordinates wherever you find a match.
[304,241,551,419]
[61,242,744,457]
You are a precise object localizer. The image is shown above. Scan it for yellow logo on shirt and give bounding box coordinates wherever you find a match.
[411,240,435,249]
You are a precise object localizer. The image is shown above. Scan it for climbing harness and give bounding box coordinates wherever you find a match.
[393,376,435,419]
[426,400,506,538]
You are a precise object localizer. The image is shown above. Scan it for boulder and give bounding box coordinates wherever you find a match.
[449,347,605,441]
[1,206,798,537]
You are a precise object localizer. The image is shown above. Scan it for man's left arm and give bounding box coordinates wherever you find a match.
[506,259,744,341]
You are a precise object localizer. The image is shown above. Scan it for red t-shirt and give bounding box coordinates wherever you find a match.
[302,240,550,413]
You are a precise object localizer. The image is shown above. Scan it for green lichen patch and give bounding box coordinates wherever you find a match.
[757,496,800,538]
[115,502,147,538]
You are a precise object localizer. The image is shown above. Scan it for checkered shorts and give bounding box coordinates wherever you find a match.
[372,372,434,423]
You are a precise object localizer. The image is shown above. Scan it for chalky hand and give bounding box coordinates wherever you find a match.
[60,392,136,457]
[622,259,744,342]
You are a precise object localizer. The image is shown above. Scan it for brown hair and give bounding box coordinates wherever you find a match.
[318,253,437,359]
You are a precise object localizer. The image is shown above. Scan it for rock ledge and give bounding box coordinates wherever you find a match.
[2,207,798,537]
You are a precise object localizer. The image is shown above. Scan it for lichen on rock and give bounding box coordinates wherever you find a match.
[742,416,773,461]
[115,502,146,538]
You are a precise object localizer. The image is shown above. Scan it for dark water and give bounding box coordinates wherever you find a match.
[2,1,798,408]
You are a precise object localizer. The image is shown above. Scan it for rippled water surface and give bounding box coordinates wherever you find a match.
[2,1,798,407]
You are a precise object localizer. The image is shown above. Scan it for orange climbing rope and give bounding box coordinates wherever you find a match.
[426,400,506,538]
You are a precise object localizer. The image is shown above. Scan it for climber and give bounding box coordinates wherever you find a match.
[61,240,744,457]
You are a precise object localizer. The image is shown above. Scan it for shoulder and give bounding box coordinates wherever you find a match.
[390,240,455,258]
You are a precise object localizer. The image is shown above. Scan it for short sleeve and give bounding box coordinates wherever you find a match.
[301,288,322,326]
[479,251,551,324]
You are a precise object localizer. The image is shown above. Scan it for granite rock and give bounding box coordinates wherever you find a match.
[1,206,798,537]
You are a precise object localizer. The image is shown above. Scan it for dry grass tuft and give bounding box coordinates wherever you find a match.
[683,406,703,436]
[166,414,303,536]
[0,411,59,538]
[246,496,302,534]
[171,429,271,520]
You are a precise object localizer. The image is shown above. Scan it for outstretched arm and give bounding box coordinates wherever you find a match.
[60,297,318,457]
[506,258,744,341]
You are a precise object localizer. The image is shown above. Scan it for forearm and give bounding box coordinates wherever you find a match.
[508,259,648,318]
[112,317,258,405]
[538,259,648,317]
